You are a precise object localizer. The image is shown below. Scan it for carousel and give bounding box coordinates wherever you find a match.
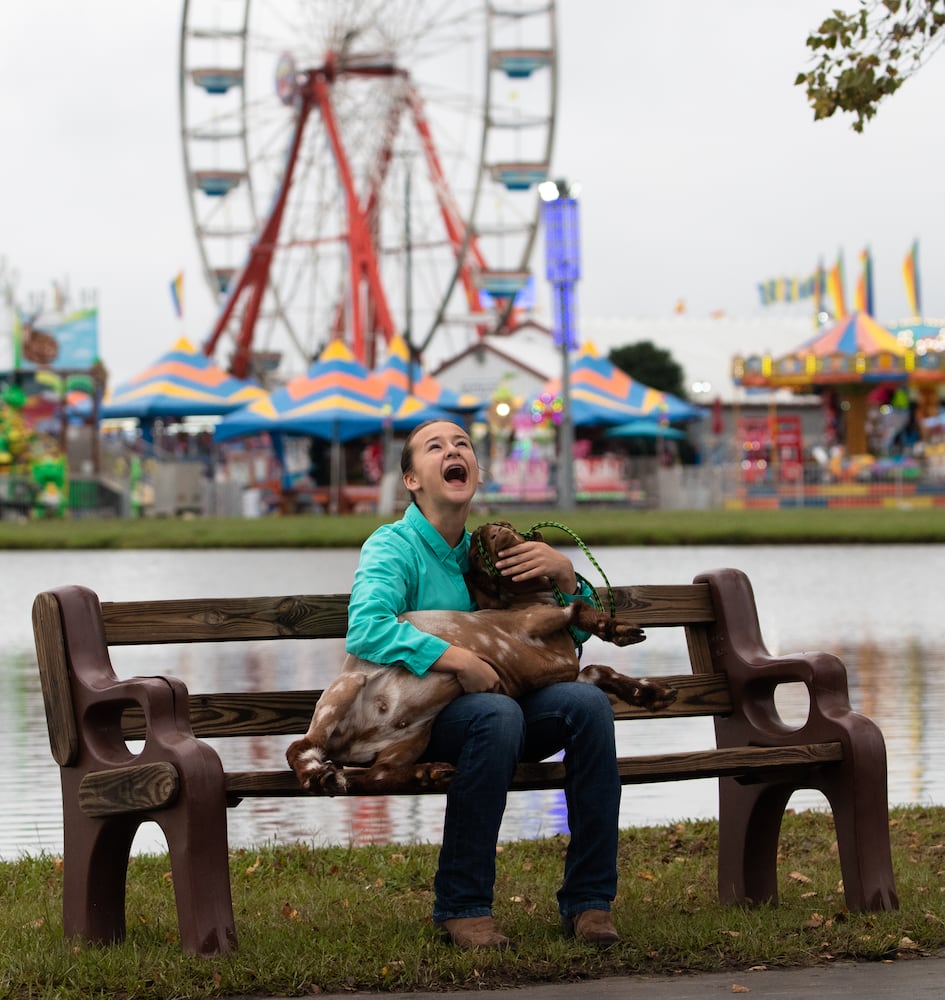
[732,311,945,461]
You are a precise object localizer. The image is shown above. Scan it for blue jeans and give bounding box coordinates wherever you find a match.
[422,682,620,923]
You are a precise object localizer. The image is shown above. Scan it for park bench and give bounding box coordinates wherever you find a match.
[32,567,899,956]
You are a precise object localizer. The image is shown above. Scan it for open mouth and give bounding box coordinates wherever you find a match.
[444,464,468,483]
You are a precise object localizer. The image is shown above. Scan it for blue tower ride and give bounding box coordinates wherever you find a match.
[540,179,582,509]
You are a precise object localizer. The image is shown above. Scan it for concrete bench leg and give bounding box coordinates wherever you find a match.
[818,758,900,912]
[717,763,899,913]
[157,790,237,955]
[62,805,139,945]
[717,778,792,907]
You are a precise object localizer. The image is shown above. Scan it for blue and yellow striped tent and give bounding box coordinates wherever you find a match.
[102,337,266,419]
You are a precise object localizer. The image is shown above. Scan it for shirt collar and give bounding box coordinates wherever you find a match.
[404,502,470,568]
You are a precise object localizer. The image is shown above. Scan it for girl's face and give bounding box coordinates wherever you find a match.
[403,421,479,505]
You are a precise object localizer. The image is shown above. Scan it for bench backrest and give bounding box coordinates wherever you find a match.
[35,583,735,758]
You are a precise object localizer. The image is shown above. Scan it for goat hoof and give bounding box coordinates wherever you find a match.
[612,623,646,647]
[316,764,349,795]
[416,762,456,788]
[638,679,677,711]
[286,738,319,789]
[589,617,646,647]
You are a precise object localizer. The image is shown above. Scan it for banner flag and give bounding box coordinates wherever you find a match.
[170,272,184,319]
[902,240,921,317]
[11,308,23,369]
[854,247,874,315]
[826,250,847,318]
[757,268,821,307]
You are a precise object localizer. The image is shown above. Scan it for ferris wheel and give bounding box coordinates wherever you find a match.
[179,0,558,381]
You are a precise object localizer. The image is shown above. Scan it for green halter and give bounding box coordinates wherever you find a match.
[473,520,615,617]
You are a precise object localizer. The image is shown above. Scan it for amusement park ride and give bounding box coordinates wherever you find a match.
[179,0,558,382]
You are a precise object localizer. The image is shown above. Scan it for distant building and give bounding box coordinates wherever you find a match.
[428,313,826,457]
[429,313,817,406]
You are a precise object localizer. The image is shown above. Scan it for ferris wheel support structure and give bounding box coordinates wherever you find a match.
[180,1,558,380]
[204,58,499,374]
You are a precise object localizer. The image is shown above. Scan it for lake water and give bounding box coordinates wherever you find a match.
[2,544,942,860]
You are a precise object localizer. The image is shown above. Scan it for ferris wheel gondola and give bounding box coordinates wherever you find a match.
[179,0,557,381]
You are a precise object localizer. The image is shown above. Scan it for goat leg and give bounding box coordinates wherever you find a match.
[286,672,367,789]
[338,734,456,794]
[577,664,677,711]
[570,601,646,647]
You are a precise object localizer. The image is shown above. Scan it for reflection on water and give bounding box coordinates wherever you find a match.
[2,544,943,859]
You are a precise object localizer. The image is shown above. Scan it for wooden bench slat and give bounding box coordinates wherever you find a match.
[102,594,351,645]
[118,673,735,741]
[610,673,731,720]
[79,762,180,818]
[101,584,715,646]
[32,592,79,767]
[221,742,845,799]
[602,584,715,625]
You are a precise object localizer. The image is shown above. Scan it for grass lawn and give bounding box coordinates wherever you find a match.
[1,505,944,549]
[2,807,943,998]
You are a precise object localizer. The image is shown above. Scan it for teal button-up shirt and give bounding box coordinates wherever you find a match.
[345,503,594,676]
[345,503,475,676]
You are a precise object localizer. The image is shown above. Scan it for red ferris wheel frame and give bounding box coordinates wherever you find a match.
[203,53,494,379]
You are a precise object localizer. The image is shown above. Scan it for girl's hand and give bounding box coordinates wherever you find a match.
[493,541,578,595]
[431,645,501,693]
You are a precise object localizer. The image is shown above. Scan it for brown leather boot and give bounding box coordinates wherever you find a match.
[435,915,512,950]
[563,908,620,948]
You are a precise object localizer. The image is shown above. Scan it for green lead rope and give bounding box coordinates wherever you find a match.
[471,520,615,652]
[472,519,616,617]
[523,520,616,618]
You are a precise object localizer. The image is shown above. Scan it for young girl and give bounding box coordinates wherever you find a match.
[345,420,621,950]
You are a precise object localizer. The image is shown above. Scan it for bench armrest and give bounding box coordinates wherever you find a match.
[694,568,868,745]
[35,585,202,768]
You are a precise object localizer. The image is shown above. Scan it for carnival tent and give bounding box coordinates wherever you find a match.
[214,340,452,509]
[101,337,266,419]
[372,335,482,413]
[532,342,704,426]
[605,420,688,441]
[779,311,910,383]
[564,388,657,427]
[733,312,917,393]
[215,339,452,444]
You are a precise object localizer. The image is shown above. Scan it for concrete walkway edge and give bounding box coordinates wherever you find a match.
[333,953,945,999]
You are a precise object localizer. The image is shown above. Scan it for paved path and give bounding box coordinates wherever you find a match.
[335,954,944,999]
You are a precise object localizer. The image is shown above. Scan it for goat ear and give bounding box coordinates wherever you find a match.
[531,529,544,544]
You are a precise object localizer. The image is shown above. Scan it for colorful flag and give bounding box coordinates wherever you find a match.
[51,279,65,313]
[758,270,823,307]
[854,247,874,315]
[11,308,23,369]
[169,272,184,319]
[826,251,847,318]
[902,239,921,317]
[813,259,825,317]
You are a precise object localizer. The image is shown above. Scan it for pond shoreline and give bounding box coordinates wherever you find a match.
[1,506,945,549]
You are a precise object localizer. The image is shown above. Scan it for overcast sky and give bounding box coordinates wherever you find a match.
[2,1,944,386]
